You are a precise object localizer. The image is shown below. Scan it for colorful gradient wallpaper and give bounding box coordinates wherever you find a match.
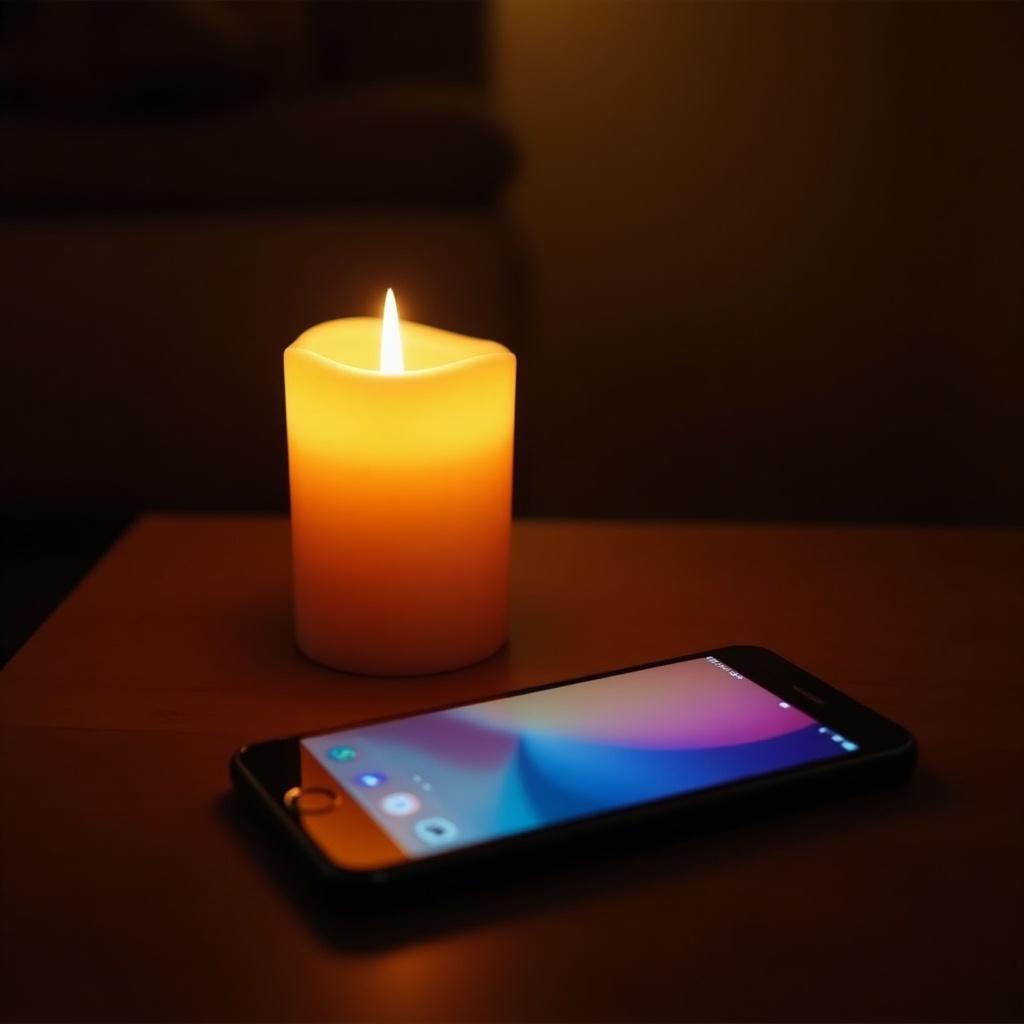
[303,656,858,858]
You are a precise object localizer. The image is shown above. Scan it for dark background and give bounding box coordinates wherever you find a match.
[3,0,1023,661]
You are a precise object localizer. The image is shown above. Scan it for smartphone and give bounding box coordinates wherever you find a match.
[231,646,915,893]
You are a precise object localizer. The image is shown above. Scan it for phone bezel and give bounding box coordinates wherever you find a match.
[231,645,916,886]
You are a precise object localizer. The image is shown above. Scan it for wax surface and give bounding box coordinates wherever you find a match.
[284,318,515,674]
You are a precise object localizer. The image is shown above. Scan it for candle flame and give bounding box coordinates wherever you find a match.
[380,288,404,374]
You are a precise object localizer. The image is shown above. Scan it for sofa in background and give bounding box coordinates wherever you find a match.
[1,1,523,662]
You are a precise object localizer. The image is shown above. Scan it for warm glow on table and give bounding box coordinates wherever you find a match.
[283,294,516,675]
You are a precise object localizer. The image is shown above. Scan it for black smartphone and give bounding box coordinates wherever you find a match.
[231,646,915,893]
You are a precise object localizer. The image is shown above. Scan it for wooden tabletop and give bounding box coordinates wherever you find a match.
[2,514,1022,1022]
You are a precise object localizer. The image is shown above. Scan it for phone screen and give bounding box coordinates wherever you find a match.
[302,655,860,860]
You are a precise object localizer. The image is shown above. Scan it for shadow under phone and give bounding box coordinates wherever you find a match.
[217,765,945,954]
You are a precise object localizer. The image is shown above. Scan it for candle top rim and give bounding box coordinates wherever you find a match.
[286,317,514,378]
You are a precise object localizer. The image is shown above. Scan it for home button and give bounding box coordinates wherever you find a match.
[284,786,338,815]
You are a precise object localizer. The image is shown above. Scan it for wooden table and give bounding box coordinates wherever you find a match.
[3,515,1022,1022]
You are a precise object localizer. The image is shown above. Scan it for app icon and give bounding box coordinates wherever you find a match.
[327,746,358,762]
[356,772,388,788]
[841,740,859,752]
[380,792,420,817]
[414,818,459,846]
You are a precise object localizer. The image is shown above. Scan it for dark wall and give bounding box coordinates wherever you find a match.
[500,0,1024,523]
[3,0,1022,531]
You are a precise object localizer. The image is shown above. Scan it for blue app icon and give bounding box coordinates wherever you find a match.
[356,772,388,788]
[327,746,358,762]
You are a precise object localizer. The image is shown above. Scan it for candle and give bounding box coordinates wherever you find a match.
[284,291,516,675]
